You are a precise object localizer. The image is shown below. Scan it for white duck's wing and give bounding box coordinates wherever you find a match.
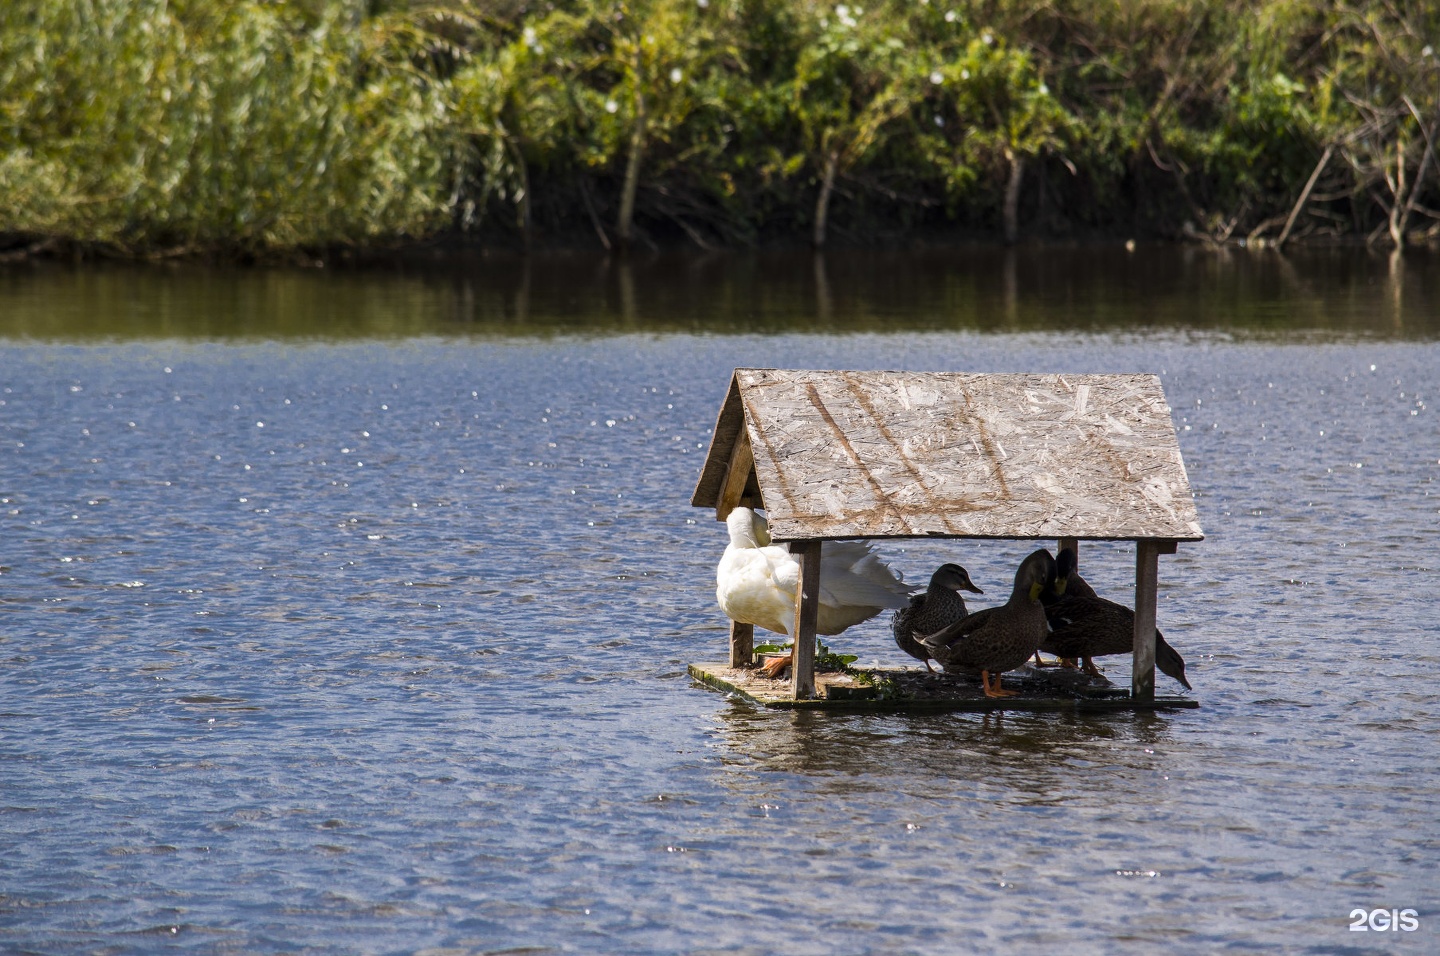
[817,541,913,610]
[716,521,912,640]
[816,572,912,611]
[819,540,884,574]
[716,543,797,637]
[759,544,800,594]
[824,540,912,580]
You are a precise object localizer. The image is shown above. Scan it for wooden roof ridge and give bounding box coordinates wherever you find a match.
[692,367,1204,543]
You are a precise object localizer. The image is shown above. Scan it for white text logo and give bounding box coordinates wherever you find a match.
[1349,908,1419,932]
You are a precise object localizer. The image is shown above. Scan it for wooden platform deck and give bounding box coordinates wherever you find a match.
[688,661,1199,714]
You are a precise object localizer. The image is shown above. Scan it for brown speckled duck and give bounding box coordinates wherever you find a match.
[1042,595,1192,690]
[1048,547,1098,601]
[891,564,983,672]
[918,549,1056,698]
[1034,546,1096,667]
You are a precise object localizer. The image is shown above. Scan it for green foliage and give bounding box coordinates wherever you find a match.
[2,0,1437,254]
[913,20,1071,206]
[850,668,903,699]
[791,2,913,168]
[0,0,462,251]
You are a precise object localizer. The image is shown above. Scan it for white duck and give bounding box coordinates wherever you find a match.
[716,506,913,677]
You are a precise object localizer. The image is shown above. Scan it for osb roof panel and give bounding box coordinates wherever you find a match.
[691,368,1204,542]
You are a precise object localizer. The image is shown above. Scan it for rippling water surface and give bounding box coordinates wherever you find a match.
[1,249,1437,953]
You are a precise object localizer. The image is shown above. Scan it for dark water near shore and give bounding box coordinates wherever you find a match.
[1,247,1437,953]
[3,244,1439,339]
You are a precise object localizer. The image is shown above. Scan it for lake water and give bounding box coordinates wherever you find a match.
[1,247,1437,953]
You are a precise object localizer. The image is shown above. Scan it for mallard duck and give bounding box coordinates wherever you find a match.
[1047,547,1098,601]
[891,564,983,672]
[717,507,913,677]
[1042,595,1192,690]
[918,548,1056,698]
[1034,546,1097,666]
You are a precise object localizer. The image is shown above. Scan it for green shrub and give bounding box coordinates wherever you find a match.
[1,0,1435,254]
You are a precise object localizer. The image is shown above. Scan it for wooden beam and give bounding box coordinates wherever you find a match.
[1131,540,1175,700]
[729,621,754,669]
[716,426,755,521]
[689,662,1201,712]
[1132,542,1159,700]
[1058,536,1078,561]
[789,540,821,699]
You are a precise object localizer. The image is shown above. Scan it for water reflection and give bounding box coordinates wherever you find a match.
[710,703,1178,796]
[2,245,1438,339]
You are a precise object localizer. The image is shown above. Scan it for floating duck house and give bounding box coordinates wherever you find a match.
[691,368,1204,712]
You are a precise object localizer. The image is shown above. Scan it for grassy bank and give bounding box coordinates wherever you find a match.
[2,0,1437,258]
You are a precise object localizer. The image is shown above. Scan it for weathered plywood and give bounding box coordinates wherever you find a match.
[693,369,1203,543]
[695,372,764,519]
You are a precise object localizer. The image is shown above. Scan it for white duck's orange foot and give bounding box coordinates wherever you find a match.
[759,653,792,678]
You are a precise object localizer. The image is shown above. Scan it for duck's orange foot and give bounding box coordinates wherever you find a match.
[760,653,792,678]
[1081,657,1104,679]
[1031,653,1061,668]
[982,671,1019,698]
[1060,658,1080,670]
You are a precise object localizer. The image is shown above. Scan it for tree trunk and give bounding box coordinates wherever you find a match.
[813,150,839,249]
[506,138,532,251]
[1395,97,1437,251]
[577,174,611,251]
[1003,149,1025,245]
[813,251,832,323]
[1388,143,1408,250]
[616,87,647,249]
[1276,143,1333,249]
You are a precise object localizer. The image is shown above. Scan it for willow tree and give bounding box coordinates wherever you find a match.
[606,0,724,246]
[482,0,726,248]
[791,3,912,248]
[917,26,1068,243]
[450,14,584,245]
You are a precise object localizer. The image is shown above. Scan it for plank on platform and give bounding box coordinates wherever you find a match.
[688,662,1199,714]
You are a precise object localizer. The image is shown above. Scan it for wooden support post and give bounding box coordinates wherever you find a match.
[1132,540,1176,700]
[729,621,754,668]
[1058,536,1078,561]
[731,619,754,665]
[789,540,821,700]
